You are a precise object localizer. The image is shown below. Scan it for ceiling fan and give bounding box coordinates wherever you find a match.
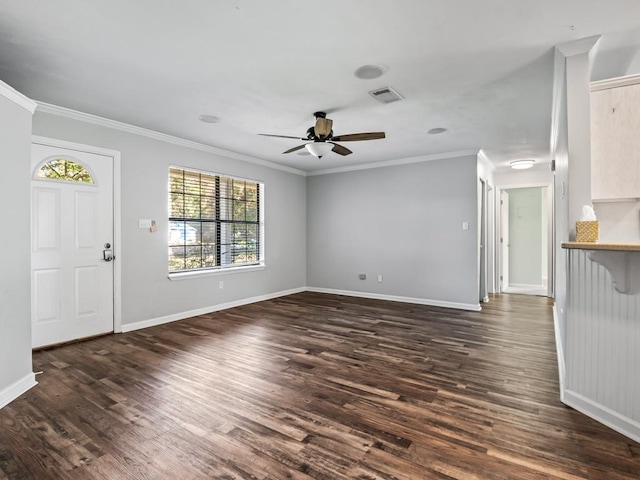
[259,111,385,158]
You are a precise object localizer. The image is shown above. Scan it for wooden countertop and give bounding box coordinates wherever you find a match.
[562,242,640,252]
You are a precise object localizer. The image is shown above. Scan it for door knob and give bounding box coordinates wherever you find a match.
[103,243,114,262]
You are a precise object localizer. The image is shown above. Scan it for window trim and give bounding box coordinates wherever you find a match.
[167,165,265,278]
[167,263,265,281]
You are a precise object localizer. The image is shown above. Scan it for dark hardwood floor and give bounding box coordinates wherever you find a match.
[1,292,639,479]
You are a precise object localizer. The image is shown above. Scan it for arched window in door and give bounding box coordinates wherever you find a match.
[34,157,95,184]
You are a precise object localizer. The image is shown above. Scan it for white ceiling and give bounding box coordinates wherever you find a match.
[1,0,640,173]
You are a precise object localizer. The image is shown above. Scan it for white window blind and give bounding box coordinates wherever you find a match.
[168,167,262,273]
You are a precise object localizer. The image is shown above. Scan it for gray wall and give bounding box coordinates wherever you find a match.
[553,39,599,400]
[0,93,34,404]
[507,187,543,286]
[554,54,570,368]
[33,112,307,327]
[307,155,480,309]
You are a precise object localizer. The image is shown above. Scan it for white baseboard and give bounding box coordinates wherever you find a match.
[507,283,545,289]
[563,389,640,444]
[121,287,306,333]
[503,284,548,296]
[306,287,482,311]
[0,373,37,410]
[552,304,566,402]
[122,286,482,333]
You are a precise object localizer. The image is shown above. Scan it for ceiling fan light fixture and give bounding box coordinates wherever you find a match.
[510,159,535,170]
[305,142,334,158]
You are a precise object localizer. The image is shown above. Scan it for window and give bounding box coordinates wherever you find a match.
[168,167,263,273]
[35,158,94,183]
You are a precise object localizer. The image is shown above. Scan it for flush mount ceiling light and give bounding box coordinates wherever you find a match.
[354,64,387,80]
[305,142,334,158]
[427,127,448,135]
[199,114,220,123]
[510,159,535,170]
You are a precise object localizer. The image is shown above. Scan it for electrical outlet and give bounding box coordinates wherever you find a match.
[377,275,383,283]
[219,281,224,289]
[462,221,469,230]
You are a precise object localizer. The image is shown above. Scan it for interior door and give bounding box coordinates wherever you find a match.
[500,190,509,292]
[31,142,114,348]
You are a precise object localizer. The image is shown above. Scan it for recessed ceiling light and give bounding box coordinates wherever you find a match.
[355,64,387,80]
[510,159,535,170]
[427,127,447,134]
[199,115,220,123]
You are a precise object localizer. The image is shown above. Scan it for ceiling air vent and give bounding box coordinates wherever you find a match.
[369,86,403,104]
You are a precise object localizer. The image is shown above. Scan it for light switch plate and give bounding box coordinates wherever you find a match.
[139,219,152,229]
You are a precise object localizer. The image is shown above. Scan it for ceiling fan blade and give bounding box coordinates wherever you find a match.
[330,143,353,156]
[315,117,333,138]
[282,144,307,154]
[331,132,385,142]
[259,133,305,140]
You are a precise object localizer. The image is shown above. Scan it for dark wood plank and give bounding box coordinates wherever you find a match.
[1,292,639,479]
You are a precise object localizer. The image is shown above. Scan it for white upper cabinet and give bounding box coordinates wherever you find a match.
[591,76,640,200]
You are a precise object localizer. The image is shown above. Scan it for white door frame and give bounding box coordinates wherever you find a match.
[500,189,510,292]
[495,181,554,298]
[32,135,122,333]
[478,178,488,302]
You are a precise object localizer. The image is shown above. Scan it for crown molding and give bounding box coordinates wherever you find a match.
[0,81,37,114]
[591,73,640,92]
[477,148,490,163]
[477,149,495,172]
[307,148,480,176]
[34,102,306,176]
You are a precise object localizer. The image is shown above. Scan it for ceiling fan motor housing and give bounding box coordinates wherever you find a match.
[306,126,333,142]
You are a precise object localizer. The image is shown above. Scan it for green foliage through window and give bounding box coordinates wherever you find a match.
[168,167,262,272]
[35,158,94,183]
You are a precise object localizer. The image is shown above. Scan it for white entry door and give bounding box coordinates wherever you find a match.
[31,141,114,348]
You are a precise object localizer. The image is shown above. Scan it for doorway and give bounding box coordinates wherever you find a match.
[498,185,552,297]
[31,137,121,348]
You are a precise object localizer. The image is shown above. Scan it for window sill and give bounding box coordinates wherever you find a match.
[168,263,265,281]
